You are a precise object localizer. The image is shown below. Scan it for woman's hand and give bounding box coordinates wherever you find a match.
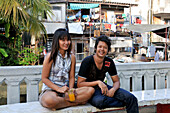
[98,81,108,95]
[56,86,69,93]
[64,88,77,102]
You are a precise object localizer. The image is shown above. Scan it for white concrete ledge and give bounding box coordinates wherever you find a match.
[132,88,170,106]
[0,89,170,113]
[0,102,96,113]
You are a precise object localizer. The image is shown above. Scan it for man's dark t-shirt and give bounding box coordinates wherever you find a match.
[78,55,117,82]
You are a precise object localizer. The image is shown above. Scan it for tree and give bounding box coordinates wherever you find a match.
[0,0,53,65]
[0,0,52,38]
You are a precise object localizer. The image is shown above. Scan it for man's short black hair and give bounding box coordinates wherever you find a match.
[94,35,111,52]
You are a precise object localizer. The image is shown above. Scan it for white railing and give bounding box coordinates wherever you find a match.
[0,66,42,104]
[0,62,170,105]
[107,62,170,91]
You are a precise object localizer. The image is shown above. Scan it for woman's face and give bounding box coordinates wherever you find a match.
[59,37,71,51]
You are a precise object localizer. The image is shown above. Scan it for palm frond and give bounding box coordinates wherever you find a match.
[0,48,8,57]
[0,0,53,40]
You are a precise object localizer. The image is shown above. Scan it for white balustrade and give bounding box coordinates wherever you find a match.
[0,66,42,104]
[107,62,170,91]
[0,62,170,105]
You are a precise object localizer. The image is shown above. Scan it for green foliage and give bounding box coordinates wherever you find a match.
[0,48,8,57]
[0,48,19,66]
[5,23,10,38]
[0,32,21,66]
[0,0,52,38]
[18,46,44,65]
[104,79,107,84]
[0,0,52,66]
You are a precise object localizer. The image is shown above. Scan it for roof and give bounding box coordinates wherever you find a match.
[48,0,67,3]
[68,0,138,6]
[125,24,170,33]
[70,3,99,10]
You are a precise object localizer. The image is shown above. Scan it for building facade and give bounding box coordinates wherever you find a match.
[42,0,138,61]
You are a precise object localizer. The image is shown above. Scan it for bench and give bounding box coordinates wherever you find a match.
[0,88,170,113]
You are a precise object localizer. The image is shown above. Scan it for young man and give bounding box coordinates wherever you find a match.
[77,35,139,113]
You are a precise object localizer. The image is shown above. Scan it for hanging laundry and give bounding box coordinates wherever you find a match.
[104,24,111,29]
[122,14,126,18]
[111,24,116,32]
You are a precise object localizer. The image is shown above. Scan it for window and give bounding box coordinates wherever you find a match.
[47,6,62,22]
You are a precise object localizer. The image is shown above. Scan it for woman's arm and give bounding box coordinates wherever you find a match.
[69,54,76,89]
[41,53,61,91]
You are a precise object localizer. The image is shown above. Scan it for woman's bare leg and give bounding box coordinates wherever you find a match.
[40,87,94,110]
[72,87,94,103]
[40,90,79,110]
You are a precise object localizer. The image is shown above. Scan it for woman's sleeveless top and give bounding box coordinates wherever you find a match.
[42,52,71,91]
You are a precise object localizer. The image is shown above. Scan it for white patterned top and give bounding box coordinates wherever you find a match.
[42,51,71,91]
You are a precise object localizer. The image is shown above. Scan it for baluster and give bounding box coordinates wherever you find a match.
[5,78,21,104]
[156,70,167,89]
[119,73,123,88]
[132,72,143,91]
[0,78,5,84]
[106,72,113,86]
[119,72,132,91]
[144,71,155,90]
[25,78,41,102]
[75,65,80,78]
[167,70,170,88]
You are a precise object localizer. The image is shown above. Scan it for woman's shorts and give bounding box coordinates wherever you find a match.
[39,89,65,105]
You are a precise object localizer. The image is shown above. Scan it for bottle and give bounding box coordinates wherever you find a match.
[68,88,75,102]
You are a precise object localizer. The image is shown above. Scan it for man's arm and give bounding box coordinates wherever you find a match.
[77,76,109,95]
[107,75,120,97]
[77,76,99,87]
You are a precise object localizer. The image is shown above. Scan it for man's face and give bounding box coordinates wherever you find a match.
[96,41,108,58]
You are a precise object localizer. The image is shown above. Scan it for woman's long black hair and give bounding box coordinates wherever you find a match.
[49,28,72,65]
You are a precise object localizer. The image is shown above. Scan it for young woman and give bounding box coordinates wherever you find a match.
[39,28,94,110]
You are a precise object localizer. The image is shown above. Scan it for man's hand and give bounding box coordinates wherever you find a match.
[106,88,115,97]
[98,81,108,95]
[56,86,69,93]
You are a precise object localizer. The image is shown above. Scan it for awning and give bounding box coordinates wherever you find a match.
[70,3,99,10]
[125,24,170,38]
[126,24,170,33]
